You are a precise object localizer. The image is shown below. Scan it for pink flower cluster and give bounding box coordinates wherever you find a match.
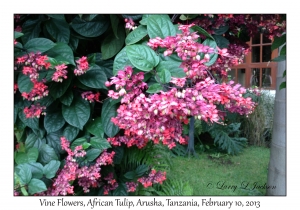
[74,56,89,76]
[102,173,118,195]
[21,79,49,101]
[125,18,136,30]
[81,91,100,103]
[52,64,68,82]
[38,137,115,196]
[126,182,138,192]
[23,103,46,118]
[137,169,167,188]
[105,66,147,103]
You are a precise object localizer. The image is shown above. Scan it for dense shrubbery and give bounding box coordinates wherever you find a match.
[13,14,285,196]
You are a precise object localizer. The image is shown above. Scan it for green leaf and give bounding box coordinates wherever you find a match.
[24,38,56,53]
[90,137,111,152]
[82,142,91,149]
[26,162,44,179]
[71,137,87,150]
[47,14,65,20]
[113,47,132,75]
[69,35,79,51]
[45,19,70,43]
[101,99,120,137]
[156,60,185,78]
[283,70,286,78]
[27,147,39,162]
[191,25,215,40]
[157,69,171,84]
[146,83,163,93]
[26,137,46,151]
[48,73,73,99]
[15,152,28,164]
[213,35,229,49]
[205,53,218,66]
[112,183,128,196]
[63,125,80,142]
[279,81,286,90]
[271,34,286,51]
[43,160,60,179]
[38,144,59,165]
[86,117,104,138]
[18,111,39,130]
[272,55,286,62]
[44,111,65,133]
[113,146,124,164]
[77,65,107,89]
[280,44,286,55]
[60,89,74,106]
[62,97,90,130]
[24,133,40,149]
[21,18,42,44]
[124,171,136,179]
[126,44,159,71]
[213,25,229,35]
[147,15,176,39]
[17,74,33,93]
[46,129,64,155]
[101,25,125,60]
[110,14,120,39]
[135,164,149,177]
[46,43,75,65]
[28,178,47,195]
[86,148,101,161]
[122,14,142,21]
[71,15,109,37]
[14,31,24,39]
[15,164,32,185]
[125,25,148,45]
[179,14,198,21]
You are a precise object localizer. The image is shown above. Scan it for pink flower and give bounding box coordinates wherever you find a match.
[74,56,89,76]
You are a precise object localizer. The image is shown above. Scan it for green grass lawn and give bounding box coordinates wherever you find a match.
[167,146,270,196]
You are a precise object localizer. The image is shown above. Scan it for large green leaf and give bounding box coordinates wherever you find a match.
[271,34,286,51]
[38,144,59,165]
[125,25,148,45]
[46,43,75,65]
[44,111,65,133]
[112,183,128,196]
[101,99,120,137]
[202,39,218,66]
[25,133,43,149]
[110,14,120,39]
[77,65,107,89]
[69,35,79,51]
[28,178,47,195]
[15,164,32,185]
[135,164,149,177]
[90,137,111,152]
[17,73,33,93]
[63,125,80,142]
[156,69,171,84]
[18,111,39,130]
[86,148,101,162]
[191,25,215,40]
[156,60,185,78]
[113,47,132,75]
[24,38,56,53]
[43,160,60,179]
[48,72,73,99]
[86,117,104,138]
[46,129,64,155]
[213,35,229,49]
[213,25,229,35]
[71,15,109,37]
[101,24,125,60]
[62,97,90,130]
[71,137,87,150]
[126,44,159,71]
[26,162,44,179]
[45,18,70,43]
[147,15,176,39]
[15,148,39,164]
[14,31,24,39]
[21,18,42,44]
[60,89,74,106]
[146,83,163,94]
[46,14,66,20]
[205,53,218,66]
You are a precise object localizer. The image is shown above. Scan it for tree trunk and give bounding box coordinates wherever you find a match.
[266,57,286,195]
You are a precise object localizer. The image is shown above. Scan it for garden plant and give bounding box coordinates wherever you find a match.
[13,14,286,196]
